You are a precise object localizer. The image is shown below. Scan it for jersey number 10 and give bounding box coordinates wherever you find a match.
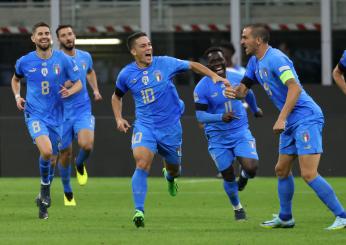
[141,88,155,104]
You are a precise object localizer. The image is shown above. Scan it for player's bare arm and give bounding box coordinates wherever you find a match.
[273,78,301,134]
[11,74,26,111]
[189,61,231,86]
[87,69,103,101]
[59,79,82,98]
[111,93,131,133]
[332,65,346,95]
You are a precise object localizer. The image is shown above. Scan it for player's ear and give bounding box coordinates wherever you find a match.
[31,34,35,43]
[130,48,136,56]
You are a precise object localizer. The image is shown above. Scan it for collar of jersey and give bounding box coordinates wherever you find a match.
[258,46,271,61]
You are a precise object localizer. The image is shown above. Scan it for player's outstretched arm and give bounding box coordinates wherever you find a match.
[189,61,230,86]
[111,93,131,133]
[11,74,25,111]
[273,79,301,134]
[87,69,103,101]
[332,65,346,95]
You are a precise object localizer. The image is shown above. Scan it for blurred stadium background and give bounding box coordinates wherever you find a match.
[0,0,346,177]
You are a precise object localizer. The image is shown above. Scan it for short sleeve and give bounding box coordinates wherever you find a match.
[14,57,24,78]
[193,78,209,105]
[162,56,190,77]
[115,69,129,94]
[86,52,93,73]
[338,50,346,73]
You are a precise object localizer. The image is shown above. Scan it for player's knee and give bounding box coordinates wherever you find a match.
[40,149,53,160]
[300,170,317,182]
[135,159,151,171]
[166,164,180,177]
[60,150,72,165]
[221,166,236,182]
[275,164,289,178]
[80,141,93,152]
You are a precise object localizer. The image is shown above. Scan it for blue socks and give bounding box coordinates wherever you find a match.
[278,175,294,221]
[39,157,50,185]
[308,175,346,218]
[223,180,240,208]
[76,149,90,168]
[132,168,148,212]
[58,163,72,193]
[49,164,55,183]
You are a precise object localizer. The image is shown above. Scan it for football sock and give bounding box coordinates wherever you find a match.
[223,180,240,208]
[39,156,50,185]
[58,162,72,193]
[308,175,346,218]
[76,149,90,174]
[132,168,148,212]
[49,163,55,183]
[278,175,294,221]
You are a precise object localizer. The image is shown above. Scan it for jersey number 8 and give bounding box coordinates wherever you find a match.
[41,81,49,95]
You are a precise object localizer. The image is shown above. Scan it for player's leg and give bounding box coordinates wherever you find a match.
[299,154,346,229]
[74,115,95,185]
[296,121,346,229]
[210,147,246,221]
[59,145,76,206]
[131,124,157,228]
[233,130,259,191]
[157,121,182,196]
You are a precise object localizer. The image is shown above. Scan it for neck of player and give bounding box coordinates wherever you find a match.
[256,43,270,60]
[63,48,76,57]
[36,48,53,59]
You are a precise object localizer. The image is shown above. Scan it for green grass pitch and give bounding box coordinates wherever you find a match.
[0,177,345,244]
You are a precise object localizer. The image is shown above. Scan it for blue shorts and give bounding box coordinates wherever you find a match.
[208,129,258,172]
[25,114,61,155]
[279,120,323,155]
[60,114,95,150]
[131,121,182,164]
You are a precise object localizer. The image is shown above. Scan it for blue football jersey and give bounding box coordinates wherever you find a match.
[15,50,80,126]
[338,50,346,70]
[194,70,249,139]
[244,47,323,126]
[115,56,189,128]
[62,49,93,119]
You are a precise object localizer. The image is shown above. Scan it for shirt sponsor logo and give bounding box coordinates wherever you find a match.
[211,92,218,97]
[29,68,36,73]
[73,65,79,72]
[143,71,148,75]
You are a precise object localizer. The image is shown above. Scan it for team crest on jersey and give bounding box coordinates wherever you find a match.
[81,61,87,70]
[154,70,162,82]
[41,67,48,77]
[53,64,60,75]
[142,76,149,85]
[302,131,310,142]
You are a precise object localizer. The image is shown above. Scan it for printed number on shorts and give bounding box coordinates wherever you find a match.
[32,121,41,133]
[141,88,155,104]
[41,81,49,95]
[224,101,232,113]
[132,132,143,144]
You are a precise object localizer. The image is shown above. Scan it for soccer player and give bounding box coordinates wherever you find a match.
[333,50,346,95]
[219,41,263,118]
[11,22,82,219]
[225,24,346,230]
[194,47,259,221]
[56,25,102,206]
[111,32,230,228]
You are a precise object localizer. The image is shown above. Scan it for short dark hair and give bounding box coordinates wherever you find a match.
[203,46,224,59]
[218,41,235,56]
[56,24,73,37]
[32,22,50,34]
[245,24,270,43]
[126,32,147,51]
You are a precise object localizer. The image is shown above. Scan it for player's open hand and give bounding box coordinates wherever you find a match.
[59,85,72,98]
[93,90,103,101]
[16,97,25,111]
[273,118,285,134]
[116,118,131,133]
[222,112,239,122]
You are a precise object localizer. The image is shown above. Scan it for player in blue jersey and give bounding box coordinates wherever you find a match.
[333,50,346,95]
[225,24,346,230]
[111,32,230,228]
[11,22,82,219]
[194,47,259,221]
[56,25,102,206]
[219,41,263,118]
